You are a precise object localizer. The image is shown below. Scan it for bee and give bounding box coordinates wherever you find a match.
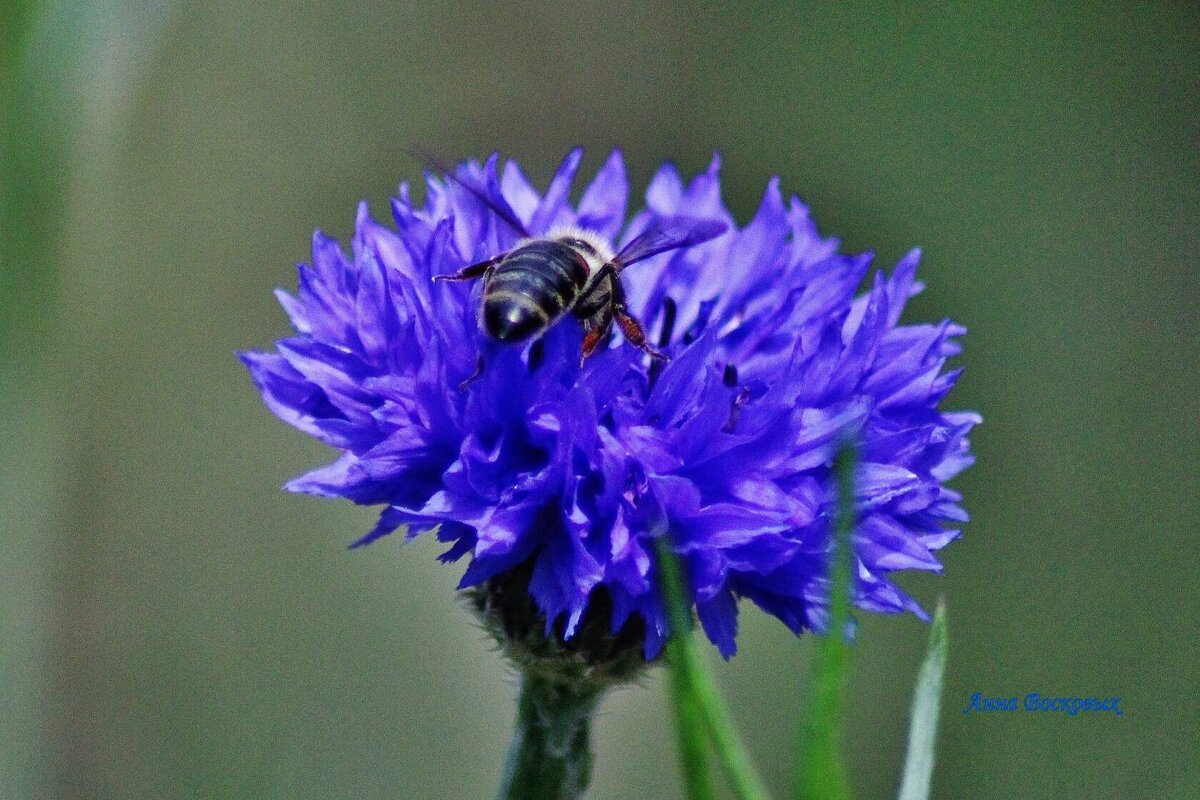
[427,156,727,365]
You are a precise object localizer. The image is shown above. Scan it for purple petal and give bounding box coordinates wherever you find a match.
[530,147,584,233]
[576,149,628,239]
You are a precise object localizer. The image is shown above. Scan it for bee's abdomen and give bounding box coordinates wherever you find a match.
[482,241,587,342]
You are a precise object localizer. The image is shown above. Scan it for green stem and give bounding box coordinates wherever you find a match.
[495,671,604,800]
[795,442,857,800]
[655,536,774,800]
[664,633,716,800]
[682,634,773,800]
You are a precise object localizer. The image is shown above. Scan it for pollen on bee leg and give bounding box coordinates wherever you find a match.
[614,309,666,360]
[580,326,608,366]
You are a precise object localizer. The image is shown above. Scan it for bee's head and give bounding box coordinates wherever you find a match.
[547,225,615,272]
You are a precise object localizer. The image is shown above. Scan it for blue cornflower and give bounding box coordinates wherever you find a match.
[241,149,978,658]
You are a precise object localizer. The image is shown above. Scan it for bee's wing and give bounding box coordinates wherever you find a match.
[611,217,728,270]
[412,148,531,239]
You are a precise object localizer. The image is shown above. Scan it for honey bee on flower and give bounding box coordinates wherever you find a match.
[242,149,978,658]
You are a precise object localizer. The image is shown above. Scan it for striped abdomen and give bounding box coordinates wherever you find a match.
[482,240,589,342]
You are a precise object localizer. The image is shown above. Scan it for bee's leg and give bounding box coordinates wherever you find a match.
[580,309,613,366]
[574,263,616,364]
[457,354,485,392]
[614,309,667,361]
[608,276,667,361]
[433,256,499,283]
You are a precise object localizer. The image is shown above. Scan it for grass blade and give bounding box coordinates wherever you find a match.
[896,599,947,800]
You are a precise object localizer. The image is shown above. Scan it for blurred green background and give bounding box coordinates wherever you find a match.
[2,3,1197,799]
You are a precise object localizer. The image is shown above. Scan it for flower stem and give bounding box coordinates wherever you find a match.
[795,442,857,800]
[655,536,774,800]
[664,633,716,800]
[679,630,774,800]
[495,670,604,800]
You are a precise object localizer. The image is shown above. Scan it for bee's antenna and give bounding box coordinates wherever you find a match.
[408,146,531,239]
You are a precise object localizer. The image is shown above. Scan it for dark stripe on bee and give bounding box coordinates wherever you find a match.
[484,289,551,321]
[488,267,568,315]
[487,243,586,303]
[481,241,590,342]
[520,241,589,285]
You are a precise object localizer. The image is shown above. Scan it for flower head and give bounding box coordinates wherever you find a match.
[241,149,978,658]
